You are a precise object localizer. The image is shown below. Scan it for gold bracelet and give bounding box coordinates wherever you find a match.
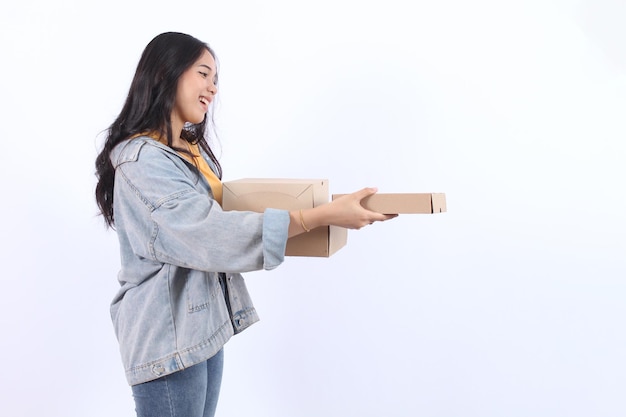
[299,209,311,232]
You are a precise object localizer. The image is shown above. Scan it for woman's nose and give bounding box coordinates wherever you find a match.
[208,82,217,96]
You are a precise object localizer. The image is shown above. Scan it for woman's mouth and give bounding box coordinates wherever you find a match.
[199,97,210,111]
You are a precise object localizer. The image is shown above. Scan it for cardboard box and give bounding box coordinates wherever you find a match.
[332,193,447,214]
[222,179,347,257]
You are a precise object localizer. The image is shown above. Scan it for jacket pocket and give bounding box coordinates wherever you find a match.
[186,271,221,313]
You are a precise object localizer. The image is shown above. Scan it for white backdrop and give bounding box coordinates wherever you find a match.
[1,0,625,416]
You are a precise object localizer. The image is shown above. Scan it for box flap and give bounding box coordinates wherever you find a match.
[224,188,315,211]
[223,179,329,210]
[431,193,447,213]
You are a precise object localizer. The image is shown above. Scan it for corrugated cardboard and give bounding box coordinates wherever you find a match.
[332,193,447,214]
[222,179,347,257]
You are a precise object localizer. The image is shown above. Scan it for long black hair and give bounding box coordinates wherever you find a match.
[95,32,222,228]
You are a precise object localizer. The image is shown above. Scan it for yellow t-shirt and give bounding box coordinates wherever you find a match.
[131,132,223,205]
[183,143,223,205]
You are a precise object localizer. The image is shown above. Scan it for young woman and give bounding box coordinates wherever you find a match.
[95,32,395,417]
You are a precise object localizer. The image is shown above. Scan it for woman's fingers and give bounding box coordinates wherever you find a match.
[349,187,398,228]
[351,186,379,202]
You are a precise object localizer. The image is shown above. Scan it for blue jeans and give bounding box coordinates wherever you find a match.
[131,349,224,417]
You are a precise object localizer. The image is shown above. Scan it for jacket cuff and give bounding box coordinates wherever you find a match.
[262,208,289,270]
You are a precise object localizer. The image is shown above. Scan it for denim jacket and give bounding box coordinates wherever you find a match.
[109,136,289,385]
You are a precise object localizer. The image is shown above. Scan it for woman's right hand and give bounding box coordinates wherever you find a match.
[288,187,398,237]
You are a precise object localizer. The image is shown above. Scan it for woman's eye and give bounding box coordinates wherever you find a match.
[199,72,208,78]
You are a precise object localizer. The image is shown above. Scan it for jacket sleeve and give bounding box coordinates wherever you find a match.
[115,142,289,273]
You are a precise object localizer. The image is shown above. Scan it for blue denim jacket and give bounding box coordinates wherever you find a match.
[109,136,289,385]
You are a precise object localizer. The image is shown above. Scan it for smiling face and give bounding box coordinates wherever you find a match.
[170,49,218,143]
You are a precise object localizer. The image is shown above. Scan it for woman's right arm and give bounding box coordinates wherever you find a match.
[288,187,397,237]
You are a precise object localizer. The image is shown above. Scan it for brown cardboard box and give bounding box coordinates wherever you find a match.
[222,179,347,257]
[332,193,447,214]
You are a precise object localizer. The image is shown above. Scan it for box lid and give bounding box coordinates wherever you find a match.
[332,193,447,214]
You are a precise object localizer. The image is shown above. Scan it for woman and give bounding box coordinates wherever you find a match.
[95,32,395,417]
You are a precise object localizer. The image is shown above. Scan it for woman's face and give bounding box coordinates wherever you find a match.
[171,49,218,134]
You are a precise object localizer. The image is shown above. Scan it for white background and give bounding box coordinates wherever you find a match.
[1,0,625,416]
